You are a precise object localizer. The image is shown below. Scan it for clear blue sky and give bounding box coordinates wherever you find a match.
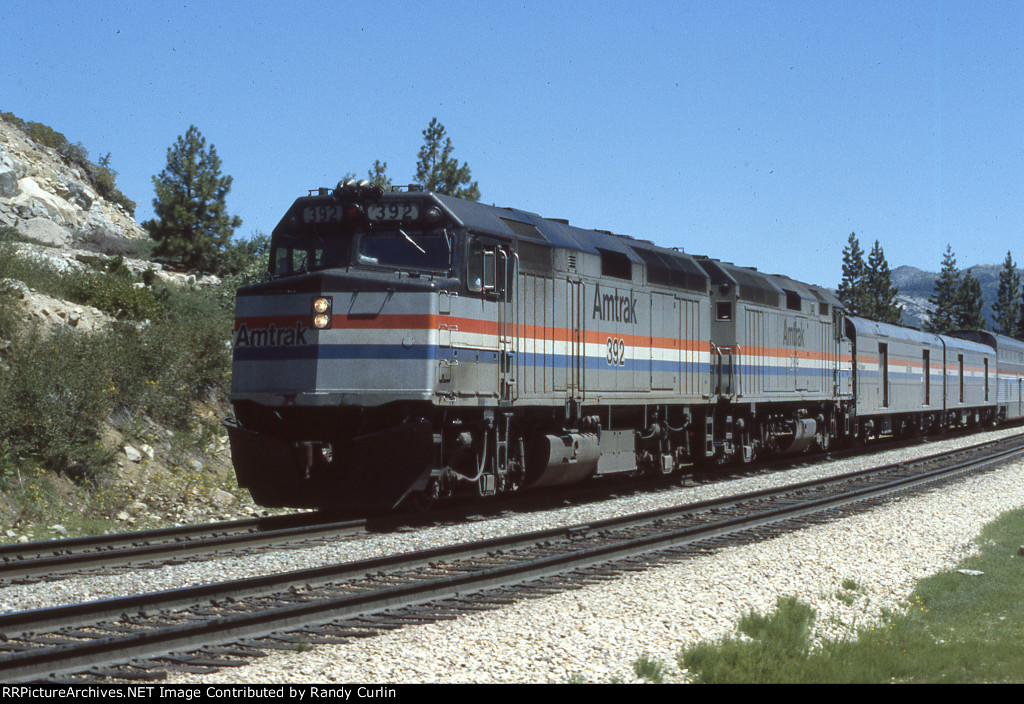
[3,1,1022,287]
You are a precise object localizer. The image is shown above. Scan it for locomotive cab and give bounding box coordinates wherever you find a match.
[227,182,468,511]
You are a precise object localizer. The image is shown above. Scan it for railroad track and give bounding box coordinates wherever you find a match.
[2,434,1022,683]
[0,513,372,585]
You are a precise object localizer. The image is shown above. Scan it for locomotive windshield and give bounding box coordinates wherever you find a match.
[269,230,351,277]
[355,229,452,272]
[268,227,452,277]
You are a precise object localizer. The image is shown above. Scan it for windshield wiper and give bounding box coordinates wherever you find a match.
[398,228,426,254]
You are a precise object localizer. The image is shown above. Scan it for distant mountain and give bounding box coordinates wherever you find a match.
[889,263,1018,331]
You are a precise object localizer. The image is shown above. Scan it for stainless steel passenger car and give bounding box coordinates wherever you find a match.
[846,317,996,436]
[846,318,946,435]
[940,334,996,425]
[947,330,1024,421]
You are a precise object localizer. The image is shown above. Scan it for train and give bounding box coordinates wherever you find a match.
[224,179,1024,511]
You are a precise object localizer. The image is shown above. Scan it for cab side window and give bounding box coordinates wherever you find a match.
[467,238,512,300]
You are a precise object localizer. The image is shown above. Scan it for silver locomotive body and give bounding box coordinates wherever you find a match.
[226,183,719,510]
[693,258,853,459]
[228,269,443,510]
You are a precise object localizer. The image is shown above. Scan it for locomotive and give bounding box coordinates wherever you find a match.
[224,179,1024,511]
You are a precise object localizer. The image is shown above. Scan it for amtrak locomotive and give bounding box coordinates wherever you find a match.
[224,180,1024,511]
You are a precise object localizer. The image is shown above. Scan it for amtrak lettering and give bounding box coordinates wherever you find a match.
[783,323,806,347]
[235,322,310,347]
[592,284,638,324]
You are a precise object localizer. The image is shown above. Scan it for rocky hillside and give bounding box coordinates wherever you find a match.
[0,114,260,542]
[1,115,222,331]
[891,263,1018,331]
[0,118,144,246]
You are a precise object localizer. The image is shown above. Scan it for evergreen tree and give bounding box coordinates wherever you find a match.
[864,240,902,324]
[143,125,241,273]
[993,251,1020,336]
[956,268,986,330]
[368,160,392,191]
[927,245,961,334]
[415,118,480,201]
[837,233,869,316]
[1018,291,1024,340]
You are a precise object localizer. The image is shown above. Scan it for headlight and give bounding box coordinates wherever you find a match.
[312,296,332,329]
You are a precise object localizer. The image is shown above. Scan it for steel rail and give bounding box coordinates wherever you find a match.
[0,517,366,581]
[0,517,264,561]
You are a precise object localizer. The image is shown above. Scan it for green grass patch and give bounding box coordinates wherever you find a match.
[677,596,816,683]
[670,507,1024,683]
[633,653,668,683]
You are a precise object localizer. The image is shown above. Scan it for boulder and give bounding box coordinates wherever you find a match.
[11,176,78,223]
[60,180,93,210]
[0,164,19,198]
[15,216,73,247]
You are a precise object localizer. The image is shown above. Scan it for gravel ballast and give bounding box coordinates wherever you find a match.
[6,428,1024,683]
[185,448,1024,683]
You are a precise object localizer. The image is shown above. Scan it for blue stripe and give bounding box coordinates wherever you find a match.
[236,343,720,376]
[235,343,440,362]
[235,344,858,384]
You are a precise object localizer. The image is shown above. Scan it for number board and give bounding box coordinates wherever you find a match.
[367,203,419,221]
[302,205,345,223]
[302,202,420,224]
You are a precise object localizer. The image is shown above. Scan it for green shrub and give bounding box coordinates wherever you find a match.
[679,597,817,683]
[0,226,23,339]
[0,326,115,471]
[1,110,136,214]
[0,237,235,474]
[633,653,668,683]
[62,270,162,320]
[24,121,69,151]
[82,156,136,215]
[94,283,232,429]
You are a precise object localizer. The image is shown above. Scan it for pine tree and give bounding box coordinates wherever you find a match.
[927,245,961,334]
[415,118,480,201]
[956,268,986,330]
[368,160,392,191]
[837,233,869,316]
[864,240,902,324]
[993,251,1020,336]
[1018,292,1024,340]
[143,126,241,273]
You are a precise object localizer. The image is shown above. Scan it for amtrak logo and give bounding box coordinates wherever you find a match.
[234,322,310,347]
[783,323,806,347]
[592,284,638,324]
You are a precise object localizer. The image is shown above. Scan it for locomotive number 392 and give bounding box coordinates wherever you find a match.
[606,337,626,367]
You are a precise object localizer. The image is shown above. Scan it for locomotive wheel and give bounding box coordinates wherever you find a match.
[402,471,450,512]
[403,491,437,513]
[816,430,829,453]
